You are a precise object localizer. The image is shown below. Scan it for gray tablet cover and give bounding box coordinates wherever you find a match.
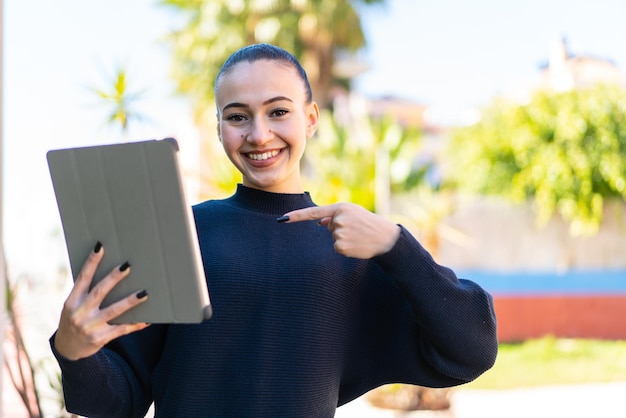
[47,138,212,323]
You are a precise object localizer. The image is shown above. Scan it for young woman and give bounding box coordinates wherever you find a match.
[51,43,498,417]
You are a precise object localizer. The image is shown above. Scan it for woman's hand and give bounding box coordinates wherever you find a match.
[54,242,150,360]
[279,203,401,259]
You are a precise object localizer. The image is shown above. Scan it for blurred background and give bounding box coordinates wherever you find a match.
[3,0,626,416]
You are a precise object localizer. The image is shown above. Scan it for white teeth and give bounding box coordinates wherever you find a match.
[248,150,280,161]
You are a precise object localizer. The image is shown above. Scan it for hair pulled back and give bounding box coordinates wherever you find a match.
[215,43,313,103]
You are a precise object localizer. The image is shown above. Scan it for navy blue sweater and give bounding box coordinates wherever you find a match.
[51,185,497,417]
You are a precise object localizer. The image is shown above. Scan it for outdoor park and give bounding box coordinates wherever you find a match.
[3,0,626,416]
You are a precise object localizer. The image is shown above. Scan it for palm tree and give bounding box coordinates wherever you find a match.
[91,67,146,136]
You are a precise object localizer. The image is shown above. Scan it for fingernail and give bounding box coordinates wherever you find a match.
[136,289,148,299]
[94,241,103,253]
[119,261,131,272]
[276,215,290,223]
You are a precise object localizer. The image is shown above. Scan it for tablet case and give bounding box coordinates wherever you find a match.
[47,138,212,323]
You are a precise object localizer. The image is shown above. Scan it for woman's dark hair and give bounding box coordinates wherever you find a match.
[215,43,313,103]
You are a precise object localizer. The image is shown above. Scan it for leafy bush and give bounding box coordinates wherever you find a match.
[447,84,626,235]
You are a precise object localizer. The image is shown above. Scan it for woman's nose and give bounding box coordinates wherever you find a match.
[248,117,273,145]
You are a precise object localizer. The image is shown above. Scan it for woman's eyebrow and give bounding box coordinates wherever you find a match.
[222,96,294,112]
[263,96,293,105]
[222,102,247,112]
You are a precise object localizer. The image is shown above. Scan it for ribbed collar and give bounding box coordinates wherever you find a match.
[226,184,315,216]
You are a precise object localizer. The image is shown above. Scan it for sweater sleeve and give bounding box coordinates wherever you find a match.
[371,225,498,384]
[49,324,167,418]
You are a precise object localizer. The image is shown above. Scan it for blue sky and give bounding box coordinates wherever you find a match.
[4,0,626,279]
[357,0,626,119]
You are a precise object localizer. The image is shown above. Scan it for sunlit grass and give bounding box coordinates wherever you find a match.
[460,336,626,390]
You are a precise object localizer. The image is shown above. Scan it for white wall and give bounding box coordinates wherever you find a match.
[398,195,626,272]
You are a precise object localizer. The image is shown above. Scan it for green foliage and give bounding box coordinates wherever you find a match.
[90,67,146,134]
[447,84,626,235]
[303,110,376,209]
[370,115,428,194]
[303,110,425,210]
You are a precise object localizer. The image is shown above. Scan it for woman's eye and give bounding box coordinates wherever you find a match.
[226,114,247,122]
[271,108,288,117]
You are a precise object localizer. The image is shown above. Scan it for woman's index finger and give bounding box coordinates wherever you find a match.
[278,204,339,223]
[68,242,105,301]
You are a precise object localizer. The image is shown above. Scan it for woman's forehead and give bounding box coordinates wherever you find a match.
[216,60,305,98]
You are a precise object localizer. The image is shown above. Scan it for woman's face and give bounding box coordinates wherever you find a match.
[215,60,319,193]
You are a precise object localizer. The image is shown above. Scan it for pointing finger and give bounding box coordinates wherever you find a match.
[277,204,340,223]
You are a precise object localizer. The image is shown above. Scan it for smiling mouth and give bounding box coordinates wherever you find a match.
[246,149,281,161]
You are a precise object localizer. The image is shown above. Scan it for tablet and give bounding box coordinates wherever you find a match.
[47,138,212,324]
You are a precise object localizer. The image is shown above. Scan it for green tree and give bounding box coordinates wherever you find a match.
[160,0,384,116]
[447,84,626,235]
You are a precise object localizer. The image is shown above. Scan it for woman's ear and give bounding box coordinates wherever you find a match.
[306,102,320,139]
[216,114,222,142]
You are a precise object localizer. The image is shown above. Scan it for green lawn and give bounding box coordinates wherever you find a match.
[460,337,626,390]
